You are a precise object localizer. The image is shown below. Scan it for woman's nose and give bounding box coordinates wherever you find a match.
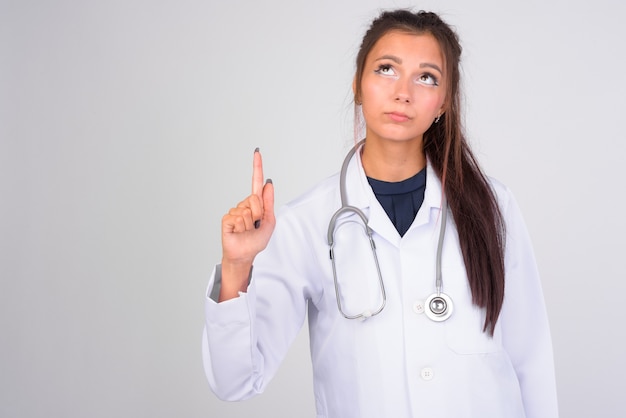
[394,79,412,103]
[395,93,410,103]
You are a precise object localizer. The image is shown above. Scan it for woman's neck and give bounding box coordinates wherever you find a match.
[360,138,426,182]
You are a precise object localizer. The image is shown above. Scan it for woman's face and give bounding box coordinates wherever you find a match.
[358,31,447,146]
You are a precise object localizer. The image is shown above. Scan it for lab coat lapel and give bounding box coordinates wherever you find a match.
[342,147,402,248]
[341,146,445,246]
[414,162,443,227]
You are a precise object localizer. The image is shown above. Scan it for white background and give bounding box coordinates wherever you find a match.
[2,0,625,417]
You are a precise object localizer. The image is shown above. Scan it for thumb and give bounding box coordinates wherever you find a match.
[262,179,275,225]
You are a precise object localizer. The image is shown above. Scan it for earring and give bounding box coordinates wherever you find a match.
[435,114,441,123]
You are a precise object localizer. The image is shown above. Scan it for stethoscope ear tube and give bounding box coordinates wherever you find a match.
[328,139,386,320]
[328,205,386,320]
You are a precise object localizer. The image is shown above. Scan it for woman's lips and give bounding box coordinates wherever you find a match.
[387,112,410,122]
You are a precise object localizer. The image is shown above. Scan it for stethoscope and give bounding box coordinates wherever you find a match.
[327,140,453,322]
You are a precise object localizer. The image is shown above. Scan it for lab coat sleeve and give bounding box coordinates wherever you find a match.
[202,265,260,400]
[499,187,559,417]
[202,205,318,401]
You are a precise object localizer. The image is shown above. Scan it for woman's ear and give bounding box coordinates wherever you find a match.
[352,76,360,104]
[437,103,447,118]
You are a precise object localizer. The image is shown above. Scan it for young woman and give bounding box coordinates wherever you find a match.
[203,9,558,418]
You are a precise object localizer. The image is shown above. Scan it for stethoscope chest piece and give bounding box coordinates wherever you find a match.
[424,292,453,322]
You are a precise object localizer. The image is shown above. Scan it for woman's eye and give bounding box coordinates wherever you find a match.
[375,64,395,76]
[418,73,439,86]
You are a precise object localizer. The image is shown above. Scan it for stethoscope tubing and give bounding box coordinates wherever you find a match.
[328,140,452,321]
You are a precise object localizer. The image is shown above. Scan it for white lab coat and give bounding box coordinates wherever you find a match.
[202,149,559,418]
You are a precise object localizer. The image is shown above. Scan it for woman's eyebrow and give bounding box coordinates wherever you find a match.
[375,54,402,64]
[420,63,443,75]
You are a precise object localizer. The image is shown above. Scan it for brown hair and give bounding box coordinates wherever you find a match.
[355,10,505,335]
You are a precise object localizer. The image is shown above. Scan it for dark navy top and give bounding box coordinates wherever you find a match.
[367,168,426,237]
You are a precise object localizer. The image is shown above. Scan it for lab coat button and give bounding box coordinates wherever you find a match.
[413,300,425,314]
[421,367,434,381]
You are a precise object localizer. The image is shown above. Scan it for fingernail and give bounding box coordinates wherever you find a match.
[254,147,260,153]
[254,220,261,229]
[266,178,273,184]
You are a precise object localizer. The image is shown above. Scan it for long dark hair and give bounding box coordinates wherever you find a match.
[354,10,506,335]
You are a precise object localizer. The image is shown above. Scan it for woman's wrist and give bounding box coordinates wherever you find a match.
[218,259,253,302]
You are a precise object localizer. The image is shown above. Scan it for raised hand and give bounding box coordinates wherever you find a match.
[219,148,275,301]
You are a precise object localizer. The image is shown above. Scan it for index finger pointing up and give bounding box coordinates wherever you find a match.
[252,147,264,197]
